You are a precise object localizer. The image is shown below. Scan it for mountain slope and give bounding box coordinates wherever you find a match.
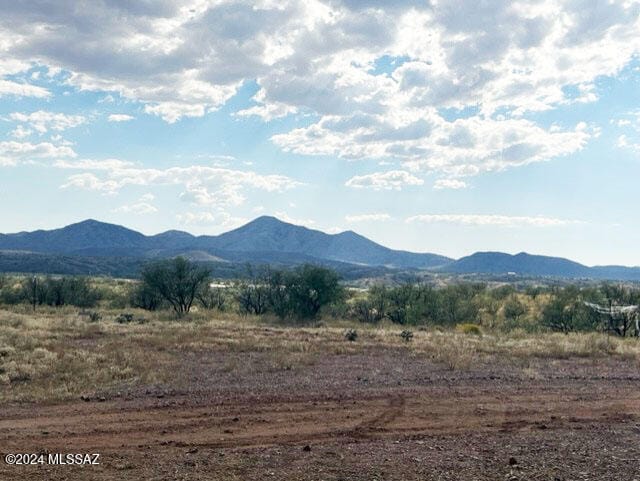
[0,216,451,269]
[202,216,451,268]
[443,251,593,278]
[0,219,148,254]
[2,218,640,281]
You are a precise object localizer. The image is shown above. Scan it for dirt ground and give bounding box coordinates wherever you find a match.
[2,343,640,481]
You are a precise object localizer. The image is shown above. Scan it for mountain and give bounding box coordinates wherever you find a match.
[202,216,451,268]
[0,219,148,254]
[0,216,451,270]
[443,252,591,277]
[441,251,640,281]
[2,217,640,281]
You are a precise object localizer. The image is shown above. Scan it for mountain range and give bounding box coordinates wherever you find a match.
[1,216,639,281]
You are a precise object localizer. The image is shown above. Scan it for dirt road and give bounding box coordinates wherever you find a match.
[2,352,640,480]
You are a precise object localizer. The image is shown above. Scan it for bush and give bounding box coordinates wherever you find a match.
[197,285,228,311]
[400,330,414,342]
[351,298,381,323]
[239,264,343,321]
[344,329,358,342]
[456,323,482,335]
[286,265,343,320]
[115,313,135,324]
[130,282,163,311]
[503,296,527,323]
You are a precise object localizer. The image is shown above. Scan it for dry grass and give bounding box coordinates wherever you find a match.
[1,306,640,403]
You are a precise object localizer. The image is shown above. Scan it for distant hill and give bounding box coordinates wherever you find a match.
[1,217,640,281]
[0,216,450,272]
[441,251,640,281]
[200,216,451,268]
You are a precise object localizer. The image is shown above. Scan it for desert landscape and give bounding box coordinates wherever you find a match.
[1,304,640,480]
[3,0,640,479]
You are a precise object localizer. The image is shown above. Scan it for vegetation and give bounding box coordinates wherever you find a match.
[0,261,639,337]
[140,257,211,316]
[235,264,343,321]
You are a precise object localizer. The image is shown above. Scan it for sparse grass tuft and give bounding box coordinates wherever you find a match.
[456,323,482,336]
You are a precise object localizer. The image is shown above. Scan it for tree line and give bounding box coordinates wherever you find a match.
[1,258,640,335]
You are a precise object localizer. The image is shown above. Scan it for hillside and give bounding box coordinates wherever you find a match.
[0,216,450,270]
[2,218,640,281]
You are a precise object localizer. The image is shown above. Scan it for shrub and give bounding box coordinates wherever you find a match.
[432,338,475,370]
[344,329,358,342]
[351,298,381,323]
[115,313,135,324]
[130,282,164,311]
[400,330,414,342]
[456,323,482,335]
[503,296,527,322]
[197,285,228,311]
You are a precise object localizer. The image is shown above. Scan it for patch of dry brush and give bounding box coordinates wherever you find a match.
[1,307,639,403]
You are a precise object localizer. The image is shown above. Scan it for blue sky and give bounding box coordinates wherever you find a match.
[1,0,640,266]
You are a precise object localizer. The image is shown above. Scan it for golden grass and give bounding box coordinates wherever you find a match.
[1,306,640,403]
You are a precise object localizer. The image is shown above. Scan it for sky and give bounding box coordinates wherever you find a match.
[1,0,640,266]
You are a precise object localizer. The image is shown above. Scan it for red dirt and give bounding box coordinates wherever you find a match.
[2,349,640,480]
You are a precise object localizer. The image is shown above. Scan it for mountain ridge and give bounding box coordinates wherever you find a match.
[1,217,639,281]
[0,216,450,270]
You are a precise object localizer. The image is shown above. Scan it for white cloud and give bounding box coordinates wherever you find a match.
[107,114,135,122]
[177,211,247,230]
[9,111,86,133]
[345,213,391,223]
[273,211,315,226]
[0,0,638,174]
[112,196,158,215]
[617,134,640,153]
[0,140,76,166]
[345,170,423,190]
[61,163,302,205]
[9,125,33,139]
[0,79,50,98]
[60,173,119,193]
[406,214,584,227]
[53,158,135,170]
[434,179,467,190]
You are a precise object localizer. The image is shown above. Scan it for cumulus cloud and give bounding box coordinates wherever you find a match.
[273,211,316,226]
[61,163,302,206]
[53,158,135,170]
[107,114,135,122]
[406,214,584,227]
[9,125,33,139]
[177,211,248,230]
[0,140,76,166]
[0,0,638,175]
[345,170,423,190]
[434,179,467,190]
[0,79,50,98]
[112,194,158,215]
[345,213,391,223]
[617,134,640,153]
[9,111,86,133]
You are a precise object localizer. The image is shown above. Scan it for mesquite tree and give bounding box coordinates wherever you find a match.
[141,257,210,316]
